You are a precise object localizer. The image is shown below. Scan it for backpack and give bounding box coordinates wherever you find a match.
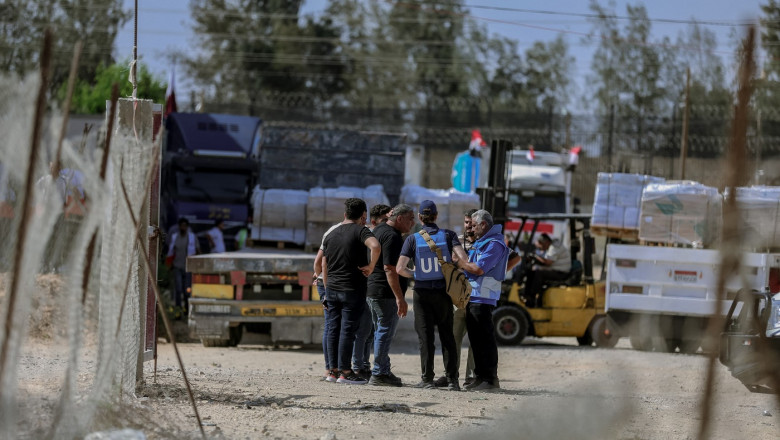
[419,230,472,309]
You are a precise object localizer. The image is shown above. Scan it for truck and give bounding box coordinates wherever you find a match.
[184,126,407,346]
[477,140,578,250]
[719,288,780,393]
[605,244,780,353]
[162,112,262,249]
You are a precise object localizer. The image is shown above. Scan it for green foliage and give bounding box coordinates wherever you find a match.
[0,0,130,95]
[61,61,166,114]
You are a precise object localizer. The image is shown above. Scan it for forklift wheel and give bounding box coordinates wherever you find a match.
[590,315,619,348]
[493,306,529,346]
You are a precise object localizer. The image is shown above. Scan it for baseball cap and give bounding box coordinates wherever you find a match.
[420,200,438,215]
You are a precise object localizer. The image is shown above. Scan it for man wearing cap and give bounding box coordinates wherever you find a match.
[396,200,469,391]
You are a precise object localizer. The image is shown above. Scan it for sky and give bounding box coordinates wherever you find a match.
[115,0,766,108]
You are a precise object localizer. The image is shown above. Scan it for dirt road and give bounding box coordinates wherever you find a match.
[126,332,778,440]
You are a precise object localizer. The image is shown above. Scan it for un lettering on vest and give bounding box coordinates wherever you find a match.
[419,254,450,274]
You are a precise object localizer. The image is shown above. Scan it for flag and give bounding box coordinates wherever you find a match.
[469,129,487,151]
[568,146,582,171]
[526,146,535,163]
[165,65,177,117]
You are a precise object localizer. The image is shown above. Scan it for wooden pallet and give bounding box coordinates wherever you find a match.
[638,240,696,248]
[591,226,639,242]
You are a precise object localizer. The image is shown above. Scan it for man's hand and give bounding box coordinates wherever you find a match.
[359,264,375,277]
[396,298,408,318]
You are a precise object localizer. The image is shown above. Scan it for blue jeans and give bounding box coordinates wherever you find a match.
[352,302,374,371]
[317,279,329,369]
[368,298,399,376]
[326,290,366,371]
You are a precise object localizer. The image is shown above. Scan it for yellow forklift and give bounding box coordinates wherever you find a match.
[492,213,616,347]
[477,140,616,347]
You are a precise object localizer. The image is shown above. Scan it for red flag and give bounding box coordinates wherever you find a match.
[568,146,582,171]
[469,129,487,150]
[165,66,177,117]
[526,146,535,162]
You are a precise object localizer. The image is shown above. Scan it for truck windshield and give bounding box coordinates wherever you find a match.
[507,192,566,214]
[175,170,250,202]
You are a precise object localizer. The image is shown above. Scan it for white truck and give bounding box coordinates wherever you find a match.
[502,149,576,245]
[605,244,780,353]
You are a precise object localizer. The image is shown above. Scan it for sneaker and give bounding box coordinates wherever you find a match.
[325,370,339,383]
[355,369,372,381]
[369,374,403,387]
[386,372,403,386]
[414,380,436,389]
[463,377,476,387]
[470,380,500,392]
[446,380,461,392]
[433,376,448,388]
[464,378,484,390]
[337,371,368,385]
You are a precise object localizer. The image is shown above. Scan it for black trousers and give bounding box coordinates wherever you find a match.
[413,288,458,381]
[525,269,569,306]
[466,302,498,384]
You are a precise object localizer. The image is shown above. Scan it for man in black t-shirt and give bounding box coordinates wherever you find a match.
[322,198,380,385]
[366,204,416,387]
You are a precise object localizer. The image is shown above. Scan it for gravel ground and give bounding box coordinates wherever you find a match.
[12,302,780,440]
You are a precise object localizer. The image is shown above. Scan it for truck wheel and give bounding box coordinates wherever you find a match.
[493,306,529,346]
[629,335,652,351]
[678,338,701,354]
[228,325,243,347]
[590,315,619,348]
[201,338,231,348]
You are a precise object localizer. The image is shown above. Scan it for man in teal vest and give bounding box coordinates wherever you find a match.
[397,200,470,391]
[457,209,510,391]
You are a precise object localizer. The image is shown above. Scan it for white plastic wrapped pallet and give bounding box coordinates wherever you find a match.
[251,187,309,245]
[733,186,780,249]
[638,181,722,247]
[592,173,664,231]
[400,185,480,234]
[305,185,390,249]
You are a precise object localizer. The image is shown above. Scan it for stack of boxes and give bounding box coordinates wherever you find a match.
[733,186,780,250]
[638,181,722,247]
[592,173,664,231]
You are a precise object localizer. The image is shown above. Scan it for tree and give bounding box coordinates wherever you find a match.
[524,35,574,111]
[187,0,349,116]
[62,61,166,114]
[0,0,129,97]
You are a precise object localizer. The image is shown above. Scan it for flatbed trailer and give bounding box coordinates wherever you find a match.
[186,248,322,346]
[605,244,780,353]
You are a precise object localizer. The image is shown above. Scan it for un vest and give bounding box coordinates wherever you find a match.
[468,238,510,305]
[414,230,450,281]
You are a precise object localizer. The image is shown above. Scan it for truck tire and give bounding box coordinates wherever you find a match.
[629,335,652,351]
[229,325,243,347]
[201,338,231,348]
[590,315,619,348]
[493,306,529,346]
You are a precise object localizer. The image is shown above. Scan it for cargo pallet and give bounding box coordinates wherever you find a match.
[591,226,639,242]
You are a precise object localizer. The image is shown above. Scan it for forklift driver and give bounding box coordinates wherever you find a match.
[523,233,571,307]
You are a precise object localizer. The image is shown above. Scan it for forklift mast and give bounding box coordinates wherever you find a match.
[476,139,510,225]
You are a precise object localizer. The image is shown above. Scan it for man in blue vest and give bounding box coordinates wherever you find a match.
[457,209,511,391]
[397,200,469,391]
